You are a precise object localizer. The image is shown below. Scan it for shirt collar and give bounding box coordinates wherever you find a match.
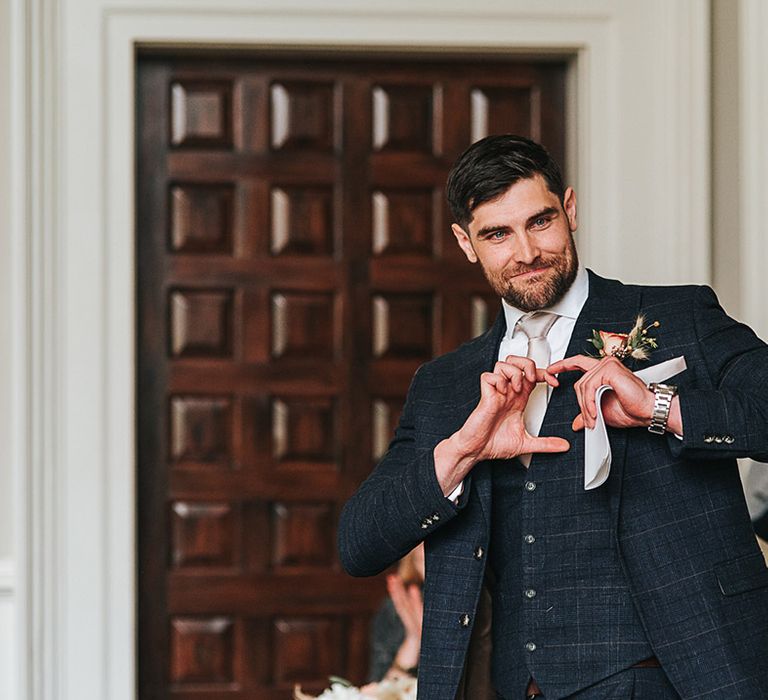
[501,264,589,339]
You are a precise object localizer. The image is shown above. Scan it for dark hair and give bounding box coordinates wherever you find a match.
[446,134,565,228]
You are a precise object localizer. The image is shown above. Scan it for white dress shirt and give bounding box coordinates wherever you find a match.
[447,266,589,501]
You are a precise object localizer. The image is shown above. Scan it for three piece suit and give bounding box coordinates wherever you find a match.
[338,270,768,699]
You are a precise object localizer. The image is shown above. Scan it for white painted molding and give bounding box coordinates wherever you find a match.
[0,560,15,597]
[12,2,710,700]
[14,0,62,697]
[6,0,27,691]
[0,561,18,700]
[740,0,768,340]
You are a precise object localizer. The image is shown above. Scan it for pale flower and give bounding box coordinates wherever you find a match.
[598,331,628,357]
[295,677,416,700]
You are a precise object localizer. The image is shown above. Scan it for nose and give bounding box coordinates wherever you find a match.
[514,232,541,264]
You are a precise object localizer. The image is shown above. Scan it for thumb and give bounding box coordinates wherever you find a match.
[524,435,570,454]
[571,413,585,432]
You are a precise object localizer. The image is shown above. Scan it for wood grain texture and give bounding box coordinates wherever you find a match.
[137,49,567,699]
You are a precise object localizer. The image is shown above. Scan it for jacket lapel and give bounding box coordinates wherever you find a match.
[451,311,506,529]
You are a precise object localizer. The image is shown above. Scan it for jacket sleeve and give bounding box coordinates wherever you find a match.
[670,285,768,462]
[338,366,463,577]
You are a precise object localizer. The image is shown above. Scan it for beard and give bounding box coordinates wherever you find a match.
[482,236,579,312]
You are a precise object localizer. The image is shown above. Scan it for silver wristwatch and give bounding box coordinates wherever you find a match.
[648,382,677,435]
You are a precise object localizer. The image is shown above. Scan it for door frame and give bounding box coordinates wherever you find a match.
[10,2,711,699]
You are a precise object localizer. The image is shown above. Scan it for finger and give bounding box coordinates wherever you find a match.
[503,356,559,388]
[524,436,570,453]
[572,413,585,432]
[547,354,599,375]
[494,361,524,393]
[484,372,528,401]
[394,587,420,630]
[404,584,423,621]
[504,354,538,383]
[480,372,507,397]
[573,375,589,427]
[573,375,594,428]
[585,381,599,424]
[407,583,423,607]
[537,368,560,388]
[578,364,609,428]
[388,580,411,619]
[407,584,424,627]
[387,574,405,596]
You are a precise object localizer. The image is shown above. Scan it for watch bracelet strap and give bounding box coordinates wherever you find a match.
[648,383,675,435]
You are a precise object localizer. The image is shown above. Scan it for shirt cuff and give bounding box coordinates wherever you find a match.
[447,481,464,504]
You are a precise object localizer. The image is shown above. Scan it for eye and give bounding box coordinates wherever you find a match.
[532,216,549,228]
[490,230,507,240]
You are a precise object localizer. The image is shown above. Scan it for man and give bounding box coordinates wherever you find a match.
[338,135,768,699]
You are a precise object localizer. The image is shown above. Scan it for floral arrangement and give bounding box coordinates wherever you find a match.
[588,314,659,362]
[294,675,416,700]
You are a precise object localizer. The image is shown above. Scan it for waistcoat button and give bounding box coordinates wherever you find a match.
[524,534,536,544]
[525,641,537,652]
[473,546,484,560]
[524,588,537,599]
[459,613,470,627]
[524,481,537,492]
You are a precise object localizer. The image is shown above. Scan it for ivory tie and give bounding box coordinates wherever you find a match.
[516,311,558,467]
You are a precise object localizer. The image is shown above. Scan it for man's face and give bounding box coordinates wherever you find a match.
[452,175,579,312]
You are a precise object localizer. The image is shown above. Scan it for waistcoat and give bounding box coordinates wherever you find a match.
[489,454,653,699]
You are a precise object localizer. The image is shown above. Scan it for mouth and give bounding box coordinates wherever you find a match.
[513,265,550,279]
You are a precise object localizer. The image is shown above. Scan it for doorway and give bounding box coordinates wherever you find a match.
[137,49,568,698]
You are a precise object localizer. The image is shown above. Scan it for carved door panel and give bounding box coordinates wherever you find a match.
[137,51,567,699]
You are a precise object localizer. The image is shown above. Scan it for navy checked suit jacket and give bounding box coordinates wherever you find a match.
[338,271,768,700]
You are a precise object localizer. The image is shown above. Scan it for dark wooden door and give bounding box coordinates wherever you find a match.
[137,50,567,700]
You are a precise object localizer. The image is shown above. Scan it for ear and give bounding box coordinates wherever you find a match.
[452,223,478,263]
[563,187,578,232]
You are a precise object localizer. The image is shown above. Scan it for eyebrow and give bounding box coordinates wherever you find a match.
[474,206,559,239]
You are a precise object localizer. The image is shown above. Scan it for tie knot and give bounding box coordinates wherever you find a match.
[516,311,558,341]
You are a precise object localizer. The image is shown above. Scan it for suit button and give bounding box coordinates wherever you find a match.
[703,435,714,443]
[432,512,440,522]
[420,520,429,529]
[473,546,484,560]
[525,641,537,652]
[524,588,537,599]
[524,481,537,492]
[724,435,735,444]
[714,436,724,444]
[459,613,470,628]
